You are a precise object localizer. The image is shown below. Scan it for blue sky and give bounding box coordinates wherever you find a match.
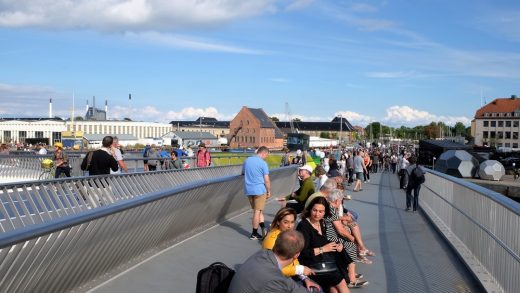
[0,0,519,127]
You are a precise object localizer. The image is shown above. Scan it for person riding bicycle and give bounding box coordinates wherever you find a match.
[53,142,71,178]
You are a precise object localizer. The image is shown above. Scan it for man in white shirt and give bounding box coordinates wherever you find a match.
[37,144,48,155]
[110,137,128,174]
[399,153,410,189]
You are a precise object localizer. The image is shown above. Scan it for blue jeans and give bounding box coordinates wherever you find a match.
[406,185,421,211]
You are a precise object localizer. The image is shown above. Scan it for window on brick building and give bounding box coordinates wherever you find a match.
[483,121,489,127]
[491,121,496,127]
[483,131,488,139]
[506,132,511,139]
[506,121,512,127]
[498,121,504,127]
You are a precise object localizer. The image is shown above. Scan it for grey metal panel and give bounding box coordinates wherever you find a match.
[421,168,520,293]
[0,166,297,292]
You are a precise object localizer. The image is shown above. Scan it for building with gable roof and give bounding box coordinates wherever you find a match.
[472,95,520,150]
[229,107,284,148]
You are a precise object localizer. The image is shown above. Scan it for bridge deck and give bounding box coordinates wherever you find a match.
[89,172,482,293]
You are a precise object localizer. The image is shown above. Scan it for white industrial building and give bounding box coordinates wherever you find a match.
[0,119,172,146]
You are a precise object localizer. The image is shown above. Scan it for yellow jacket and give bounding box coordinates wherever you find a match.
[262,228,301,277]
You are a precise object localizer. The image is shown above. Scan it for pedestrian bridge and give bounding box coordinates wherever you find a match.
[0,165,518,292]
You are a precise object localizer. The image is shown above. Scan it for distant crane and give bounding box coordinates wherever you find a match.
[285,102,296,133]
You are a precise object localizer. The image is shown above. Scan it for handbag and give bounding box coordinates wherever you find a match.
[308,261,338,275]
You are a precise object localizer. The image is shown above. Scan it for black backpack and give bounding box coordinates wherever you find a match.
[410,166,426,186]
[196,262,235,293]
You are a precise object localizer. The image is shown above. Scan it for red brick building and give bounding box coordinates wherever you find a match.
[229,107,284,149]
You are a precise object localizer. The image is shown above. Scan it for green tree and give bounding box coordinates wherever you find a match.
[270,116,279,122]
[454,122,466,136]
[365,122,382,139]
[320,132,330,139]
[293,118,302,122]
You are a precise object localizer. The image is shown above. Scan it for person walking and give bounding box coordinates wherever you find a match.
[142,144,151,171]
[399,153,410,189]
[53,142,71,178]
[196,143,211,167]
[405,156,425,213]
[242,146,271,240]
[80,136,119,175]
[352,150,367,192]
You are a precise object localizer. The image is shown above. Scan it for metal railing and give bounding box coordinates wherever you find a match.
[0,153,252,182]
[421,169,520,293]
[0,166,297,293]
[0,165,244,232]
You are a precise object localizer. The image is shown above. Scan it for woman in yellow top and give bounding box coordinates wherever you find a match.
[263,207,313,278]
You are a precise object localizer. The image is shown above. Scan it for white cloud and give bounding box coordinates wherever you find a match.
[350,3,378,13]
[477,10,520,42]
[0,0,278,31]
[125,31,267,54]
[0,83,70,117]
[366,71,418,79]
[269,112,326,122]
[383,105,471,126]
[270,78,289,83]
[107,105,235,122]
[286,0,314,11]
[335,111,373,126]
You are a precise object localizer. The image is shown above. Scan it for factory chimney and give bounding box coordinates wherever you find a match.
[49,98,53,118]
[105,99,108,119]
[86,99,89,112]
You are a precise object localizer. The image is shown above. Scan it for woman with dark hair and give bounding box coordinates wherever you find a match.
[263,208,319,290]
[296,197,350,293]
[327,155,340,177]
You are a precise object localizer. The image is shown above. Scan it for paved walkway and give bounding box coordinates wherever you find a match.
[90,172,482,293]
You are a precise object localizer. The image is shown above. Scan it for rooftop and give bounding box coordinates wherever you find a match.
[475,96,520,118]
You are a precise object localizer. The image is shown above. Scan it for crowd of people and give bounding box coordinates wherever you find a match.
[232,144,425,292]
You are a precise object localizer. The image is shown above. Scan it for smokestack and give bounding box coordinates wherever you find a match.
[49,98,53,118]
[105,99,108,119]
[86,99,89,112]
[93,96,96,110]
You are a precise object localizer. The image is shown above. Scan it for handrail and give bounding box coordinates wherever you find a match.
[0,165,244,232]
[0,166,298,293]
[421,169,520,293]
[0,153,252,182]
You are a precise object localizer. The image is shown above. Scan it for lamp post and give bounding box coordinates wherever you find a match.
[339,114,343,147]
[433,156,436,169]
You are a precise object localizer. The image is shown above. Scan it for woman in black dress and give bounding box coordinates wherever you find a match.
[296,197,349,293]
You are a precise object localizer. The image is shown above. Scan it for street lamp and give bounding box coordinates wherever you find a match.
[433,157,436,169]
[339,114,343,147]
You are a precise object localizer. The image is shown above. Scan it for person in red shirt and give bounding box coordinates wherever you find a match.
[196,143,211,167]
